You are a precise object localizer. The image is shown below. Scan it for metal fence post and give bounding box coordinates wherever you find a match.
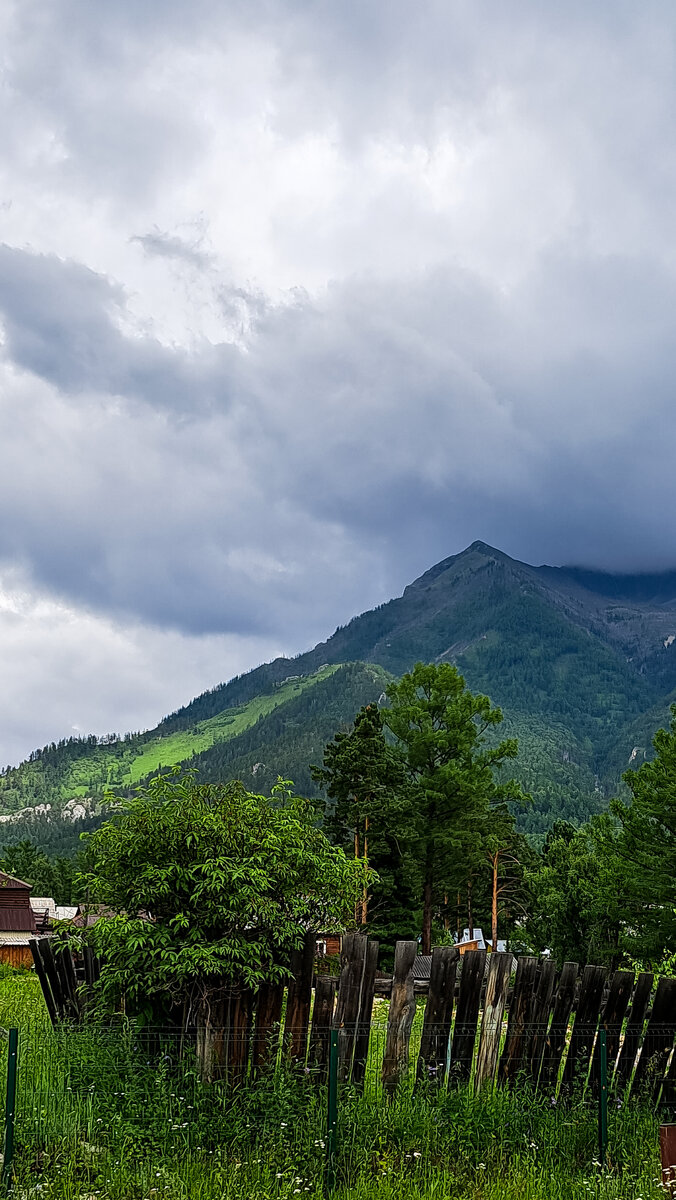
[597,1026,608,1168]
[325,1028,339,1195]
[2,1028,18,1188]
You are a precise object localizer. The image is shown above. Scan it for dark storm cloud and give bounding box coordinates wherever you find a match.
[3,238,676,652]
[3,0,676,761]
[0,246,240,412]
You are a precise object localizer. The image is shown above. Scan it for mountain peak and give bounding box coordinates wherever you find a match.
[406,540,515,592]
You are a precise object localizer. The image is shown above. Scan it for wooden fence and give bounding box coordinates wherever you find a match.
[28,933,676,1104]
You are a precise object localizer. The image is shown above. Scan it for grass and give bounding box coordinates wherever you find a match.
[0,974,667,1200]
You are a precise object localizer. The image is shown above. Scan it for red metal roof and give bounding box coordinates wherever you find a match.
[0,908,37,932]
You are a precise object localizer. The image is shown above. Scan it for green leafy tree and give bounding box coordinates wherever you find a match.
[384,662,525,954]
[478,806,532,952]
[610,705,676,962]
[312,704,408,926]
[79,770,364,1025]
[526,818,623,966]
[0,839,76,904]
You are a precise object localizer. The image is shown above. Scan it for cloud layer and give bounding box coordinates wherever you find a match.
[2,1,676,762]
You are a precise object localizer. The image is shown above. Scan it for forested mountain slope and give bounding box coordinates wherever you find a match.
[3,540,676,847]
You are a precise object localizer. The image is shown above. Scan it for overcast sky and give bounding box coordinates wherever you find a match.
[2,1,676,765]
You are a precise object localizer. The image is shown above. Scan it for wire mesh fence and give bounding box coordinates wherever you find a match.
[0,1014,670,1193]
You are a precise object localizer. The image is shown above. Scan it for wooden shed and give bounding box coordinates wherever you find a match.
[0,871,38,968]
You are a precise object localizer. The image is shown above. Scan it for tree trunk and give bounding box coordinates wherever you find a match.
[467,876,473,941]
[354,827,361,925]
[491,851,499,952]
[196,992,229,1083]
[422,878,433,955]
[361,815,369,926]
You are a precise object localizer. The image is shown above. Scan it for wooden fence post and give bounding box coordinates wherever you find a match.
[540,962,578,1090]
[252,981,284,1071]
[381,940,417,1095]
[591,970,633,1097]
[525,959,557,1085]
[284,930,316,1062]
[310,976,337,1078]
[352,939,379,1086]
[499,956,538,1085]
[449,949,486,1084]
[416,946,458,1086]
[562,965,607,1093]
[614,972,653,1091]
[333,933,368,1080]
[475,952,511,1091]
[631,977,676,1099]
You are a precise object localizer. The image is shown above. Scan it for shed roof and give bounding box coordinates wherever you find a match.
[0,871,32,890]
[412,955,432,979]
[0,907,36,932]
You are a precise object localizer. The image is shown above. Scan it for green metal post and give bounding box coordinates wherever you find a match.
[597,1026,608,1168]
[325,1029,339,1195]
[2,1028,18,1188]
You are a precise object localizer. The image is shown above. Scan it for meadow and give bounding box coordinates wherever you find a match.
[0,972,667,1200]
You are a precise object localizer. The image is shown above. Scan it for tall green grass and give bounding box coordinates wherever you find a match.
[0,975,665,1200]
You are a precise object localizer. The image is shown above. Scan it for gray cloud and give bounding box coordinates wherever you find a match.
[2,1,676,759]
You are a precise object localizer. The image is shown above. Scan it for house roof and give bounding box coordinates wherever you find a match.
[412,955,432,979]
[72,904,113,927]
[55,906,79,922]
[0,871,32,890]
[0,907,36,932]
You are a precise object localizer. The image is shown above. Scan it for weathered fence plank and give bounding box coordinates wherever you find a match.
[562,964,607,1091]
[591,970,634,1093]
[499,956,538,1085]
[252,981,284,1069]
[631,977,676,1098]
[540,962,579,1089]
[39,939,71,1022]
[309,976,336,1077]
[352,939,379,1085]
[230,988,254,1081]
[28,940,58,1026]
[475,952,512,1091]
[659,1032,676,1112]
[52,942,78,1021]
[614,972,653,1090]
[416,946,458,1086]
[525,959,557,1084]
[449,949,487,1084]
[333,933,368,1080]
[284,929,316,1061]
[382,940,417,1094]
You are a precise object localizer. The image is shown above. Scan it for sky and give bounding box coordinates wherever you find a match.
[2,1,676,765]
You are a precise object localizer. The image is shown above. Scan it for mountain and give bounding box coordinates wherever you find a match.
[3,540,676,850]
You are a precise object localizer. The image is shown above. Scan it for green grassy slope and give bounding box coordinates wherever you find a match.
[0,665,341,812]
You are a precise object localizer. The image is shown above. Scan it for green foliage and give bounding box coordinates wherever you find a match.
[610,704,676,962]
[526,819,623,966]
[0,838,77,903]
[383,662,526,952]
[192,663,391,796]
[80,770,364,1015]
[312,704,417,945]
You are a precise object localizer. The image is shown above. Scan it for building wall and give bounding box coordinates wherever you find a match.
[0,945,33,969]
